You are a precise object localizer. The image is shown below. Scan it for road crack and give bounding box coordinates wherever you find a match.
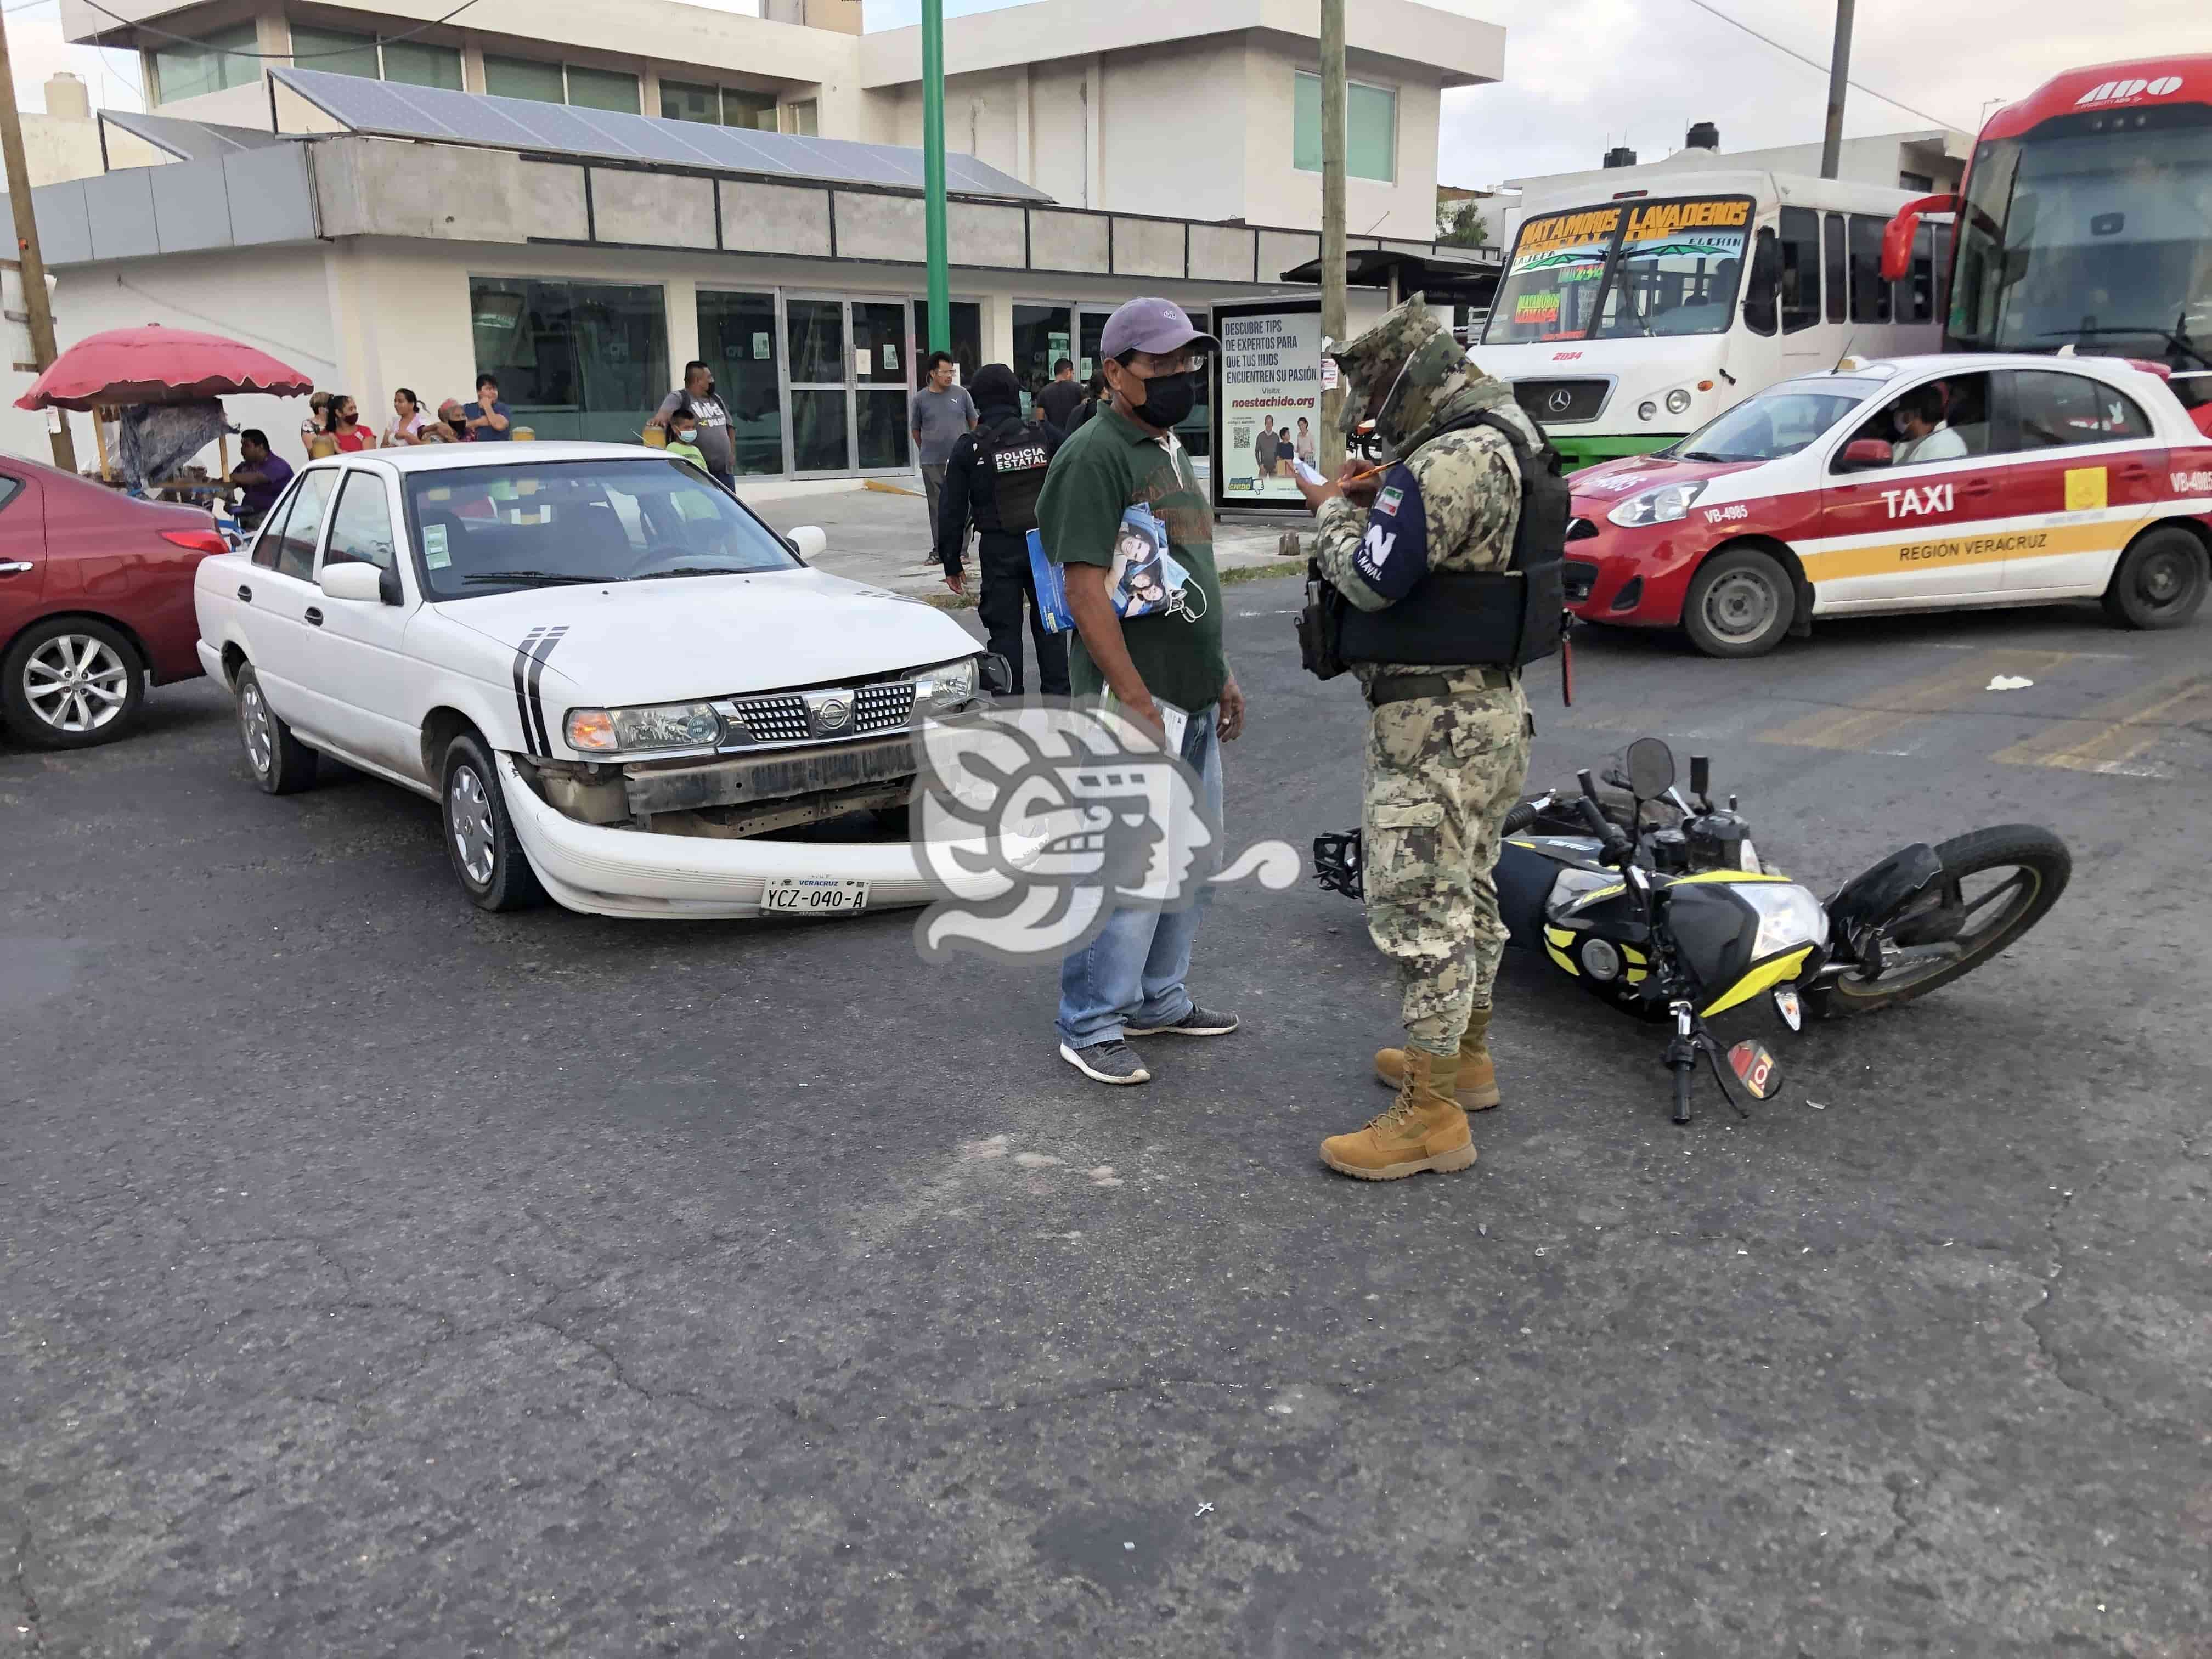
[11,1522,46,1655]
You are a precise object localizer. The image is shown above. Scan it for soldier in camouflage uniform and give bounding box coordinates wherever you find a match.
[1293,294,1537,1180]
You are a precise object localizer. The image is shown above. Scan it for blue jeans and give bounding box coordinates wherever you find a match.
[1056,706,1223,1047]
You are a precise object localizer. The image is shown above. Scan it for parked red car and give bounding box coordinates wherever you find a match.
[0,453,229,748]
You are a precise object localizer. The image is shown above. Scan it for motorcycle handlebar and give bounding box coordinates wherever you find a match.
[1574,793,1634,864]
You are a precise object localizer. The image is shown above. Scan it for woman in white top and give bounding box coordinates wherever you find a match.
[297,391,330,452]
[383,387,435,447]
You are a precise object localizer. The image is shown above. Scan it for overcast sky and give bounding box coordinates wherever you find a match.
[10,0,2200,181]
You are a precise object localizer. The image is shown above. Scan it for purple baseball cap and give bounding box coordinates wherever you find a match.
[1098,297,1221,360]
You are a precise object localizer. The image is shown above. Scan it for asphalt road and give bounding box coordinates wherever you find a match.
[5,581,2209,1656]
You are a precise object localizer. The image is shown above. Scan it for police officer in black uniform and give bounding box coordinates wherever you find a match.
[935,362,1071,697]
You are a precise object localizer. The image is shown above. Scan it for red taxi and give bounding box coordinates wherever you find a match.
[1561,354,2212,656]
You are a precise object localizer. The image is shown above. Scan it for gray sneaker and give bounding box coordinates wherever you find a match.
[1059,1039,1151,1085]
[1125,1003,1239,1037]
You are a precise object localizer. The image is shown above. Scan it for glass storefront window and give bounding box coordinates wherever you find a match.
[911,300,982,388]
[1013,303,1074,412]
[786,298,846,386]
[152,22,258,104]
[791,390,848,473]
[696,290,785,476]
[853,300,911,470]
[469,278,669,445]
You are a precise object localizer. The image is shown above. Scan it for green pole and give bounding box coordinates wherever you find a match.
[921,0,950,355]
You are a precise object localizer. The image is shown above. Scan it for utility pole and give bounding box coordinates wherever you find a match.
[1318,0,1347,475]
[0,4,77,471]
[920,0,950,357]
[1819,0,1854,181]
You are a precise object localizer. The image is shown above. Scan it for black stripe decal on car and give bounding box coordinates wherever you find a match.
[525,626,568,757]
[511,627,546,756]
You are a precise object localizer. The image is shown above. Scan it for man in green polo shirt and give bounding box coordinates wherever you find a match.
[1036,296,1248,1087]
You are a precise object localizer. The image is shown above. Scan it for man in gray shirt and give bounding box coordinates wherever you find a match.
[652,361,737,490]
[911,351,976,563]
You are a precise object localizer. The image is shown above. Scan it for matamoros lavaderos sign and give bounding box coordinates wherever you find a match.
[1218,308,1322,504]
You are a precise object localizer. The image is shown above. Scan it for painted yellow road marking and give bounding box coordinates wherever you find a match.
[1759,650,2082,754]
[1992,669,2212,775]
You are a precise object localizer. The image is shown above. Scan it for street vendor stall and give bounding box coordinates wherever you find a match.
[13,324,312,503]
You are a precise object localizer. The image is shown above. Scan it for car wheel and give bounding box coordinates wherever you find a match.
[1682,547,1796,658]
[235,663,319,794]
[2,617,145,749]
[442,731,546,912]
[2102,526,2208,630]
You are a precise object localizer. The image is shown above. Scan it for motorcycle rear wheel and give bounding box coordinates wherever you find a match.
[1804,825,2070,1020]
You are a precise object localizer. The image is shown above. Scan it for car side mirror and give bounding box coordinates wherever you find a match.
[786,525,827,562]
[1839,438,1893,472]
[978,652,1014,696]
[319,560,386,603]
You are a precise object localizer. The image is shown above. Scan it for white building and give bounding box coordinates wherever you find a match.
[64,0,1501,242]
[5,0,1502,479]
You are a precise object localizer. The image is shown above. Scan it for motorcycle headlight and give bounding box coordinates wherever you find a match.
[1736,883,1830,960]
[564,701,724,753]
[911,656,979,712]
[1665,387,1694,416]
[1607,480,1709,527]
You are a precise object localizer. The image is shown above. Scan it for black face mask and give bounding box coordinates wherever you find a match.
[1132,369,1198,429]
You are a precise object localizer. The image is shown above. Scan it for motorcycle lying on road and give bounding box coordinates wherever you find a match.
[1312,738,2071,1122]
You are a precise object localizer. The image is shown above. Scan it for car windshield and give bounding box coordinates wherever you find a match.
[1665,377,1882,462]
[403,458,800,600]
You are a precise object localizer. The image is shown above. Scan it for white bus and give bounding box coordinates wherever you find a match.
[1475,171,1948,470]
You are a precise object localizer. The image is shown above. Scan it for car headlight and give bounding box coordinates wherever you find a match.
[910,655,979,712]
[1607,480,1709,527]
[1637,399,1658,421]
[1737,883,1830,960]
[1665,387,1693,416]
[563,701,724,753]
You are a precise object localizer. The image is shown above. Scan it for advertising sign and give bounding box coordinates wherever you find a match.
[1214,301,1323,510]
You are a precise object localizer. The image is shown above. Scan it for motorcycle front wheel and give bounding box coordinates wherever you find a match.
[1804,824,2071,1020]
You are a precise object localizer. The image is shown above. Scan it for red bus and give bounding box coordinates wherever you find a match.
[1884,55,2212,412]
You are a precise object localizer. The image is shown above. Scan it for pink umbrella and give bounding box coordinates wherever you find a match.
[14,324,313,411]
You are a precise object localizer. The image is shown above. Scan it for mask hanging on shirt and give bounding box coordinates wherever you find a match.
[1133,370,1198,430]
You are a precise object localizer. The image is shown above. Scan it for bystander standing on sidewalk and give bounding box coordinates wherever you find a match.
[911,352,977,565]
[1036,357,1085,435]
[651,361,739,490]
[464,375,512,441]
[1036,297,1245,1087]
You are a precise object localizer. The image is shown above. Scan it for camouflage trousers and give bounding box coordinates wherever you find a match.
[1361,679,1533,1054]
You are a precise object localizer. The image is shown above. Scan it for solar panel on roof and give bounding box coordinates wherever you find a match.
[100,109,294,165]
[269,66,1050,202]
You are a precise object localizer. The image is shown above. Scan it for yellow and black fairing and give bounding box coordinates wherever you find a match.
[1658,871,1830,1017]
[1499,833,1666,1016]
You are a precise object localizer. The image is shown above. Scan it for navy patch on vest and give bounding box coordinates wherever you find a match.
[1352,462,1427,600]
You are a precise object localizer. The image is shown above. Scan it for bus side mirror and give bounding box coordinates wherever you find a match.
[1839,438,1893,472]
[1882,193,1959,283]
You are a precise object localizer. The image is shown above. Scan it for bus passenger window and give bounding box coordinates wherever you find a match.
[1743,228,1780,335]
[1779,206,1821,332]
[1849,216,1894,324]
[1823,214,1847,324]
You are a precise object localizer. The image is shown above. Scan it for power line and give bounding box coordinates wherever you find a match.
[1674,0,1973,135]
[72,0,485,59]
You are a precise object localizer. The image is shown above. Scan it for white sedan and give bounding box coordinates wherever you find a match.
[193,443,1001,918]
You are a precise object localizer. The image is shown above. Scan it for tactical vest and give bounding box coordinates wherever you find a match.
[973,419,1054,535]
[1332,409,1570,670]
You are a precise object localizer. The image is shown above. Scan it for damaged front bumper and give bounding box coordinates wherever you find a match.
[497,752,1025,921]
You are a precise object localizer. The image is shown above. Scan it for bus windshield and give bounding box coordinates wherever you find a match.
[1485,196,1756,346]
[1949,106,2212,369]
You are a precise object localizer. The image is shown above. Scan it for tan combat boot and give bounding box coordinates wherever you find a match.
[1373,1008,1503,1112]
[1322,1047,1477,1181]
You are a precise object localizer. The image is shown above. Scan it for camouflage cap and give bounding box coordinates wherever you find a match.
[1330,292,1475,449]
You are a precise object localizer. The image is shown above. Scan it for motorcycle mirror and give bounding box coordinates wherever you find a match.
[1690,755,1711,802]
[1726,1040,1782,1101]
[1625,736,1677,801]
